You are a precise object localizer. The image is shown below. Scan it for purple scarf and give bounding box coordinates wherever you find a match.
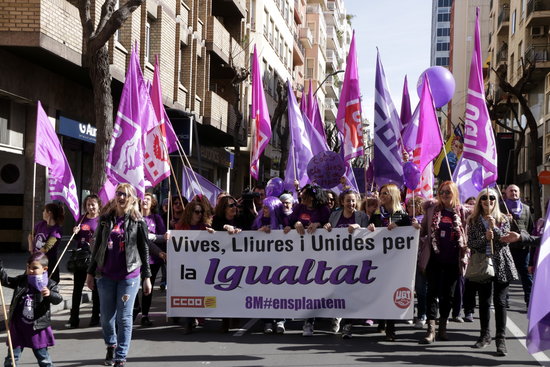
[505,199,523,218]
[28,271,48,291]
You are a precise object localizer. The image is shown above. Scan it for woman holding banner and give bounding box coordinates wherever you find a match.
[86,183,152,366]
[367,183,411,341]
[417,181,468,344]
[284,184,330,336]
[324,189,369,339]
[466,188,517,356]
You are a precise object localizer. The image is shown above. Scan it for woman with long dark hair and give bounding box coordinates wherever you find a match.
[67,194,101,328]
[86,183,152,367]
[28,202,64,283]
[417,181,468,344]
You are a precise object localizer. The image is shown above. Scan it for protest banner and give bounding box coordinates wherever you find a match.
[167,227,419,319]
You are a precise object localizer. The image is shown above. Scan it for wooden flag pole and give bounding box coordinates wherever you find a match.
[30,162,37,253]
[50,215,86,276]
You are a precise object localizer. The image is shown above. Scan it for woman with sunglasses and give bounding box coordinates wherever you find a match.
[325,190,338,211]
[367,183,411,341]
[86,183,152,367]
[417,181,469,344]
[133,192,166,327]
[466,188,517,356]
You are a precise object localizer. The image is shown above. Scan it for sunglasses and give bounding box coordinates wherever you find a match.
[439,190,452,195]
[115,191,127,198]
[480,195,496,201]
[327,198,335,202]
[227,203,237,208]
[194,210,203,215]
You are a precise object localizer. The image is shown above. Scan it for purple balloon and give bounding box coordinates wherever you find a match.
[417,66,456,108]
[472,167,484,191]
[403,162,421,190]
[266,177,284,197]
[307,151,346,189]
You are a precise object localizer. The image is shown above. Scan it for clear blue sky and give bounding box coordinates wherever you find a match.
[344,0,432,125]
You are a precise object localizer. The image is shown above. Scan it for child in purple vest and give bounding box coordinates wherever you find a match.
[0,252,63,367]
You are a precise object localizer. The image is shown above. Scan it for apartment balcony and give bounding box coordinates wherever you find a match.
[526,0,550,26]
[525,44,550,73]
[326,50,337,72]
[325,97,338,120]
[294,0,305,24]
[293,38,305,66]
[325,77,338,98]
[299,27,314,49]
[496,43,508,68]
[212,0,246,19]
[206,16,231,64]
[326,26,342,51]
[230,37,245,70]
[496,7,509,35]
[203,91,229,134]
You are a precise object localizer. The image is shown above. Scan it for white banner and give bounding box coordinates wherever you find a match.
[167,227,419,319]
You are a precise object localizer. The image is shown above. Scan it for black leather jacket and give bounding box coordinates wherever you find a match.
[0,267,63,331]
[88,212,152,278]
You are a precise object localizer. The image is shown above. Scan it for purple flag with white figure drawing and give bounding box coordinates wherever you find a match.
[145,57,179,188]
[182,166,221,206]
[415,74,443,175]
[462,8,498,187]
[527,200,550,354]
[452,156,483,203]
[336,32,364,161]
[35,101,80,220]
[250,46,272,180]
[374,50,404,187]
[98,179,116,206]
[285,81,314,189]
[400,75,412,133]
[105,47,158,199]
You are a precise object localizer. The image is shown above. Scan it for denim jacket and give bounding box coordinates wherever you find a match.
[88,213,152,278]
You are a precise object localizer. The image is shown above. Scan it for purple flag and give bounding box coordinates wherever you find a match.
[400,75,412,133]
[462,8,498,187]
[285,81,314,189]
[303,113,329,155]
[452,156,483,203]
[310,97,327,142]
[402,103,419,152]
[415,74,443,174]
[34,101,80,220]
[336,32,364,161]
[98,178,116,206]
[250,45,272,180]
[182,166,221,206]
[373,50,404,187]
[527,200,550,353]
[144,57,179,188]
[105,47,158,199]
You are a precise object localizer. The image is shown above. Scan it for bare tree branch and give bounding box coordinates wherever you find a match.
[76,0,93,44]
[89,0,144,54]
[95,0,117,38]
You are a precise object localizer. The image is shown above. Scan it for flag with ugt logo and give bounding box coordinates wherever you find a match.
[336,31,363,161]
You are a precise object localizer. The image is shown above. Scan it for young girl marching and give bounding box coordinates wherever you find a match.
[0,252,63,366]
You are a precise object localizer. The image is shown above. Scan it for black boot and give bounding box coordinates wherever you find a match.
[472,330,491,349]
[104,345,115,366]
[496,335,507,356]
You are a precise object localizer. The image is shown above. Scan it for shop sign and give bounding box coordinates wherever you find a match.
[58,116,96,143]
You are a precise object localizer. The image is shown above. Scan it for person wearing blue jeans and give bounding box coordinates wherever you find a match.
[87,183,152,367]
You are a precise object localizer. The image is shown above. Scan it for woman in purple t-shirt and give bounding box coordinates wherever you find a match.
[86,183,152,367]
[28,202,64,283]
[67,194,101,329]
[134,192,167,327]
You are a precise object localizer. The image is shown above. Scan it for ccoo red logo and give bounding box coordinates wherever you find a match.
[393,287,412,309]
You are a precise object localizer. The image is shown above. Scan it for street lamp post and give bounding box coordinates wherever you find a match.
[313,69,345,96]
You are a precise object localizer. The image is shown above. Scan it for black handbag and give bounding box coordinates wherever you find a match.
[67,248,91,273]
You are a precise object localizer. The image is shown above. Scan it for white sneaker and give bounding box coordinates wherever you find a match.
[302,322,314,337]
[342,323,352,339]
[264,322,273,334]
[331,318,341,333]
[414,319,426,329]
[276,321,285,334]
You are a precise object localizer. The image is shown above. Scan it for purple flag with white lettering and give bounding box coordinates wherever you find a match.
[34,101,80,220]
[527,200,550,353]
[105,47,158,199]
[462,8,497,187]
[285,81,314,189]
[373,50,404,187]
